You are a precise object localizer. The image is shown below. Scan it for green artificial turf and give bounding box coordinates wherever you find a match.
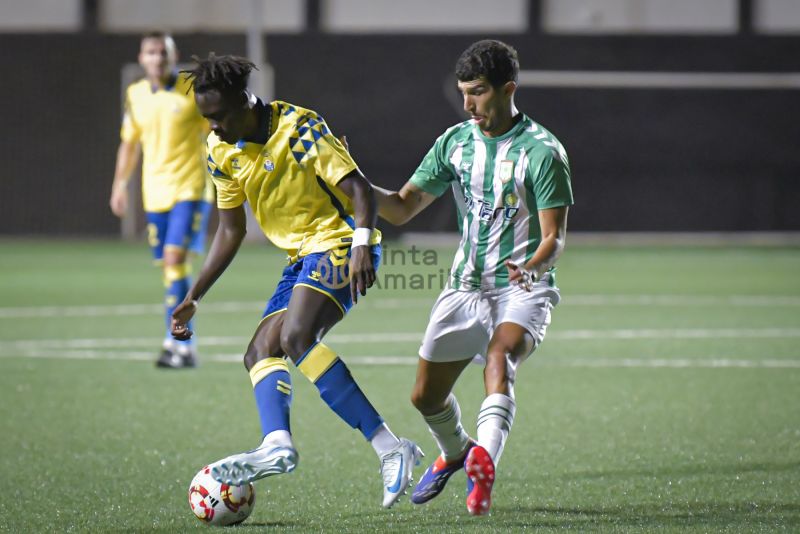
[0,239,798,532]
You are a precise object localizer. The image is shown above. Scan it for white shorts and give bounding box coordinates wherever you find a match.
[418,278,560,363]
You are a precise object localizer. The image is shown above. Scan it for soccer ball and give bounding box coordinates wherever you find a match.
[188,466,256,526]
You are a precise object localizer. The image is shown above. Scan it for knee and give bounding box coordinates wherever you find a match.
[279,324,315,361]
[243,344,266,372]
[485,351,513,384]
[410,387,425,412]
[243,339,281,372]
[243,349,259,371]
[410,383,445,415]
[163,249,187,267]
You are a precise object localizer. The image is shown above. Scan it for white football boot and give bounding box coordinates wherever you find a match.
[379,438,423,508]
[209,436,298,486]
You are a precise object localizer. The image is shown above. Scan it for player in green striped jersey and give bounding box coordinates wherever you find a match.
[374,40,574,515]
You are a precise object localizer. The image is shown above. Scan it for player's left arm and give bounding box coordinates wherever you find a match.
[337,171,378,303]
[506,206,569,288]
[508,145,573,289]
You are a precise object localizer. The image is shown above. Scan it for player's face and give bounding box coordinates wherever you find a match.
[138,37,176,81]
[196,90,249,144]
[458,78,515,136]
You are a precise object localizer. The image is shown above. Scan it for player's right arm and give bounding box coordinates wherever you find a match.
[109,140,141,217]
[373,181,437,225]
[171,204,247,340]
[111,88,142,217]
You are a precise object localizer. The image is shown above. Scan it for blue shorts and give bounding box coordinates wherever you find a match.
[189,200,214,255]
[145,200,204,261]
[263,245,382,319]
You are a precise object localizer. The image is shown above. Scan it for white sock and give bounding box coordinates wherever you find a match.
[262,430,293,449]
[423,394,471,462]
[174,343,195,356]
[370,423,400,457]
[476,393,516,465]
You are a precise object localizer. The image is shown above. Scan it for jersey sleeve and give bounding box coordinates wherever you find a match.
[119,88,141,143]
[529,148,574,210]
[409,133,455,197]
[207,145,245,209]
[313,118,359,188]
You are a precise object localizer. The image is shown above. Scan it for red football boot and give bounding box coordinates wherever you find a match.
[464,445,495,516]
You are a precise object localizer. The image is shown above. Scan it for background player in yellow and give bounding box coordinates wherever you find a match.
[170,54,421,508]
[109,32,214,369]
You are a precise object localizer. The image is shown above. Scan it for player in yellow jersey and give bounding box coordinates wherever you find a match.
[109,32,214,369]
[169,54,421,508]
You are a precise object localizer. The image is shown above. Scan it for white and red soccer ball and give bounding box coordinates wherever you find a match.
[188,466,256,526]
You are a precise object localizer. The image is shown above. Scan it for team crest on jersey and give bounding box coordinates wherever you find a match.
[499,160,514,183]
[505,193,518,206]
[264,159,275,171]
[231,158,241,170]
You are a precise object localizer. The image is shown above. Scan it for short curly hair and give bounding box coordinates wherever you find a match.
[182,52,257,100]
[455,40,519,87]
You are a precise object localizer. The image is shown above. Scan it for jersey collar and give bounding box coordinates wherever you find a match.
[236,98,271,148]
[150,72,178,93]
[473,113,527,143]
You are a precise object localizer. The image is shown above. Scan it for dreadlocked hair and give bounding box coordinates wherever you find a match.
[182,53,257,98]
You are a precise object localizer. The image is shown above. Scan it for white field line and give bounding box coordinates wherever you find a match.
[564,295,800,306]
[2,294,800,319]
[559,358,800,369]
[372,295,800,308]
[3,348,800,369]
[2,327,800,352]
[0,333,422,350]
[550,327,800,340]
[400,231,800,247]
[0,301,263,318]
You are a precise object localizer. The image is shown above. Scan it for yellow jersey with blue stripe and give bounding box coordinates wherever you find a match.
[121,73,207,212]
[206,100,381,259]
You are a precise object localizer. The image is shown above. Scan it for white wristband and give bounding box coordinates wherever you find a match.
[351,227,371,248]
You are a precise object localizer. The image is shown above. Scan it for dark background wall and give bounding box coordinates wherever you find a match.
[1,32,798,236]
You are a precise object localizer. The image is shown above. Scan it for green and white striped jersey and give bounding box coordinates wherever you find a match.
[410,115,573,290]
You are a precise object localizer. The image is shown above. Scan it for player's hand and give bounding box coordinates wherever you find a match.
[109,186,128,217]
[506,260,534,292]
[349,245,375,304]
[171,299,198,340]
